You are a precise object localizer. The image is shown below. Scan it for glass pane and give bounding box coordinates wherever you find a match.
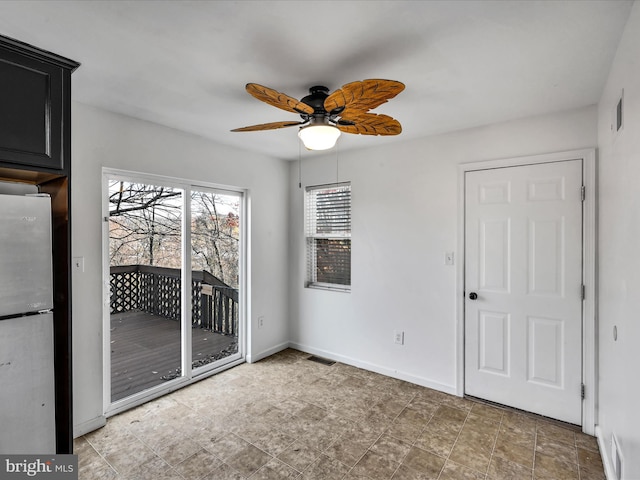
[315,187,351,234]
[314,238,351,285]
[108,180,184,402]
[190,190,240,370]
[305,184,351,236]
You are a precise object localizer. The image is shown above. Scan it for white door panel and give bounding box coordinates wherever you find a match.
[479,218,510,292]
[465,160,583,424]
[528,217,564,296]
[528,315,564,387]
[478,310,510,376]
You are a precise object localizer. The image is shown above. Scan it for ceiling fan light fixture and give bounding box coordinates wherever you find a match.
[232,80,404,146]
[298,123,341,151]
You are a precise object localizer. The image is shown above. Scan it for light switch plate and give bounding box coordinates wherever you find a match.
[445,252,454,266]
[73,256,85,272]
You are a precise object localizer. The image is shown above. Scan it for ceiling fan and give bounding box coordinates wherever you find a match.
[231,79,405,150]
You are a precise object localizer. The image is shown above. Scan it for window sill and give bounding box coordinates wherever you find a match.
[305,282,351,293]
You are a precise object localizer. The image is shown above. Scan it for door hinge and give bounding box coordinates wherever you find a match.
[581,185,586,202]
[581,383,585,400]
[581,284,586,300]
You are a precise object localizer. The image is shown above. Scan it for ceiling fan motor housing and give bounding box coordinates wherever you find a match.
[301,86,330,114]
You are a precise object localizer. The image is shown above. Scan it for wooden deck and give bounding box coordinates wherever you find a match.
[110,310,237,402]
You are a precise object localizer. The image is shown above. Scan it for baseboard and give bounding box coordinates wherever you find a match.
[289,342,457,396]
[246,341,290,364]
[596,426,616,480]
[73,415,107,438]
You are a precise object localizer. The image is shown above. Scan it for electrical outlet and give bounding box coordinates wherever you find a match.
[394,330,404,345]
[258,316,264,328]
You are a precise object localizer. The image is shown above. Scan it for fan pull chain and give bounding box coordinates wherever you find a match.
[298,140,302,189]
[335,142,340,185]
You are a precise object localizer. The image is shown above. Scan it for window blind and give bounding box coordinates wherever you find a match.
[305,183,351,289]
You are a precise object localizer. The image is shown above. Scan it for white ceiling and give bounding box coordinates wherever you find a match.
[0,1,633,160]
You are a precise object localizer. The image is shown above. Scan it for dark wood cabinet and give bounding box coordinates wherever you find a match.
[0,35,77,174]
[0,34,79,454]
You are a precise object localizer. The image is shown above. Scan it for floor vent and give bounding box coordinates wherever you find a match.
[307,355,336,366]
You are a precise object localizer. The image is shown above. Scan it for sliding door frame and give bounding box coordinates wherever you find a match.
[102,168,247,417]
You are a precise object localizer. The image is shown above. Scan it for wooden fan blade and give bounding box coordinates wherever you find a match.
[231,120,305,132]
[325,79,404,115]
[245,83,314,115]
[337,113,402,136]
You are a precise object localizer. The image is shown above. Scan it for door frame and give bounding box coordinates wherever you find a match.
[101,168,248,417]
[455,148,596,434]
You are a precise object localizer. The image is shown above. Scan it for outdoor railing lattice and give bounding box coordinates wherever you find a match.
[110,265,238,336]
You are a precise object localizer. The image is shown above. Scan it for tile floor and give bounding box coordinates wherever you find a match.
[75,349,605,479]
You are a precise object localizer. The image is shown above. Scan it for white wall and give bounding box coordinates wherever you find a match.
[71,102,290,435]
[597,2,640,477]
[289,106,596,393]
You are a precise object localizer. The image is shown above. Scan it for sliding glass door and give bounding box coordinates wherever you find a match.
[104,171,244,413]
[190,188,242,374]
[108,180,184,402]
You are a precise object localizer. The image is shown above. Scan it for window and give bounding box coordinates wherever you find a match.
[305,183,351,291]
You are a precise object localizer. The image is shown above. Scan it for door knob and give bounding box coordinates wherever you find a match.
[468,292,478,300]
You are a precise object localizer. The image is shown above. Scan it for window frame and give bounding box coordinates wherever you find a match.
[304,182,351,292]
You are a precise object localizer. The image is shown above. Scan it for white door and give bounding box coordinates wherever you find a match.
[464,160,583,424]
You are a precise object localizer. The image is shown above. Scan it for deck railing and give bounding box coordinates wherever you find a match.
[110,265,238,335]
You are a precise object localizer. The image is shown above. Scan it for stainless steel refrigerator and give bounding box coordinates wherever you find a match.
[0,193,56,453]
